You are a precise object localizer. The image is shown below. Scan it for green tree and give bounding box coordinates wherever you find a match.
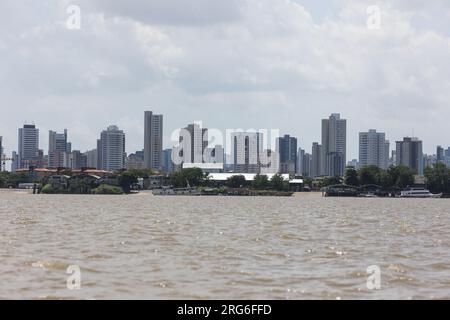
[226,175,247,188]
[321,176,342,187]
[425,163,450,194]
[118,171,139,193]
[169,168,207,188]
[270,174,287,191]
[344,167,359,186]
[358,165,381,186]
[394,165,415,190]
[127,168,154,178]
[183,168,207,186]
[252,174,269,189]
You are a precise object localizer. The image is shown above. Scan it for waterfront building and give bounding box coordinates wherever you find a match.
[178,122,208,165]
[395,137,424,175]
[302,152,312,177]
[321,114,347,177]
[297,148,305,176]
[98,125,126,171]
[297,148,311,177]
[18,124,43,169]
[84,149,98,168]
[260,149,280,174]
[437,146,444,163]
[11,151,18,172]
[144,111,163,170]
[48,129,71,168]
[311,142,322,178]
[231,132,263,173]
[126,151,145,170]
[359,130,389,169]
[70,150,87,169]
[277,134,297,174]
[162,149,174,173]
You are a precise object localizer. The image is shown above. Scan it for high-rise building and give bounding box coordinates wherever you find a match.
[162,149,174,173]
[98,125,126,171]
[18,124,41,169]
[303,153,312,177]
[11,151,18,172]
[84,149,98,168]
[204,145,224,164]
[437,146,444,163]
[260,149,280,174]
[359,130,390,170]
[48,129,70,168]
[321,114,347,177]
[277,134,297,174]
[178,122,208,164]
[395,137,424,175]
[445,147,450,158]
[231,132,263,173]
[297,148,304,176]
[144,111,163,170]
[296,148,311,177]
[126,150,145,170]
[311,142,322,178]
[70,150,87,169]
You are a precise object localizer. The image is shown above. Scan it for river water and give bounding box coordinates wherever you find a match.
[0,190,449,300]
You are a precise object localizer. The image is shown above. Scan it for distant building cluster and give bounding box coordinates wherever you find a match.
[1,112,449,177]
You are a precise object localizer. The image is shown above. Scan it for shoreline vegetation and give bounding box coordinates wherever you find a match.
[0,163,449,197]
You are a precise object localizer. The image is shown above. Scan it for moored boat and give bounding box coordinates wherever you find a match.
[399,188,442,198]
[152,186,200,196]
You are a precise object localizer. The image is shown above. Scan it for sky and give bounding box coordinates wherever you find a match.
[1,0,450,162]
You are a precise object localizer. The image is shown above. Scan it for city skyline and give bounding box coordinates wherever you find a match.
[1,111,449,175]
[1,1,450,161]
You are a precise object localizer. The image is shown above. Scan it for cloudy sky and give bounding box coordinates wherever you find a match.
[1,0,450,161]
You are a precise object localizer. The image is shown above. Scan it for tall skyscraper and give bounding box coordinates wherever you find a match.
[231,132,263,173]
[48,129,70,168]
[311,142,322,178]
[144,111,163,170]
[162,149,174,173]
[297,148,305,176]
[70,150,87,169]
[126,151,144,170]
[18,124,41,169]
[178,122,208,164]
[98,125,126,171]
[437,146,444,163]
[445,147,450,159]
[395,137,424,175]
[302,153,312,177]
[277,134,297,174]
[359,130,390,169]
[297,148,311,177]
[321,114,347,177]
[84,149,98,168]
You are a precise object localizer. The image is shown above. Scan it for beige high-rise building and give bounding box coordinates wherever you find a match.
[144,111,163,170]
[321,113,347,177]
[359,130,389,170]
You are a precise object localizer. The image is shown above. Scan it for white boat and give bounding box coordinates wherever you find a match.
[400,188,442,198]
